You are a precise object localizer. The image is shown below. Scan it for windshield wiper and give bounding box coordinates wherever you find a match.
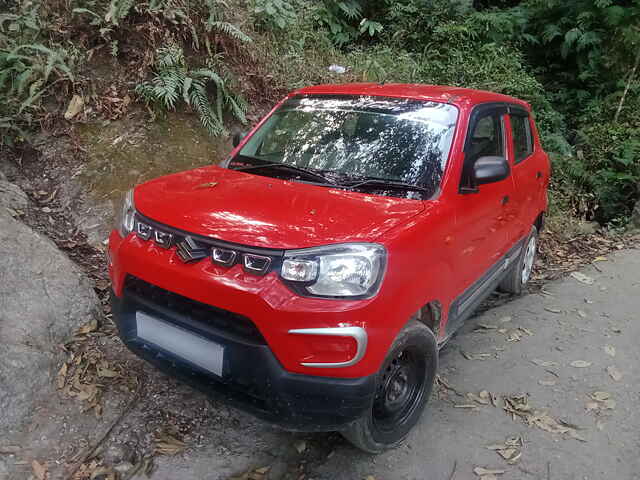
[233,162,336,185]
[342,178,430,194]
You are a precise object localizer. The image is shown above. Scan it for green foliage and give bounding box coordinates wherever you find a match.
[555,123,640,224]
[250,0,298,30]
[135,44,247,136]
[0,2,76,147]
[313,1,383,46]
[73,0,252,49]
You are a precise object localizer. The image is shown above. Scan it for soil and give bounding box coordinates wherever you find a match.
[1,109,639,480]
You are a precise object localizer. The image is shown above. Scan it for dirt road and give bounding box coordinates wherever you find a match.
[147,247,640,480]
[5,248,639,480]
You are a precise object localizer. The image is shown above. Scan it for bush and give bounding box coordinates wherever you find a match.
[556,123,640,224]
[0,2,77,147]
[135,43,247,136]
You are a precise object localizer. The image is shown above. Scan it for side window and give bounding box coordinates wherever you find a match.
[461,110,506,190]
[511,114,533,164]
[469,114,504,162]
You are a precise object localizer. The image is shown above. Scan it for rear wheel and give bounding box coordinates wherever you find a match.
[341,321,437,453]
[499,225,538,294]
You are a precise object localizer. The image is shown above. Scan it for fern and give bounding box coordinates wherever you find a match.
[135,43,246,136]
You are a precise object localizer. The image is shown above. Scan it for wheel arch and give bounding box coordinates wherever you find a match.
[411,301,443,339]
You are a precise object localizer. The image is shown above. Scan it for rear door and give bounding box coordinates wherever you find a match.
[448,104,516,332]
[507,107,540,242]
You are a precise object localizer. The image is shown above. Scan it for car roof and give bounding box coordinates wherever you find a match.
[292,83,530,110]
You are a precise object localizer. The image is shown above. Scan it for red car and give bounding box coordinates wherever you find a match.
[108,83,550,452]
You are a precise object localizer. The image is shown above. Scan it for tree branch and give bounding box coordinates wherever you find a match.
[614,47,640,123]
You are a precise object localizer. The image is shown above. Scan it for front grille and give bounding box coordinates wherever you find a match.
[124,276,266,344]
[134,213,283,275]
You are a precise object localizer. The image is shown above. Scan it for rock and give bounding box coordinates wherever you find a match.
[0,210,99,434]
[0,180,29,212]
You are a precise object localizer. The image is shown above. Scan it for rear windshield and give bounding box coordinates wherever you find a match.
[236,95,459,198]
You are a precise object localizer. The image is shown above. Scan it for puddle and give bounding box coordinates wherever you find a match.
[73,112,232,245]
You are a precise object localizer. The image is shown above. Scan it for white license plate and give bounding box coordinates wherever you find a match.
[136,311,224,376]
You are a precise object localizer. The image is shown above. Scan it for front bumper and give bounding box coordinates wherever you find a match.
[111,280,376,431]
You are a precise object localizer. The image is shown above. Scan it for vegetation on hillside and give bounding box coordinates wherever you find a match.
[0,0,638,226]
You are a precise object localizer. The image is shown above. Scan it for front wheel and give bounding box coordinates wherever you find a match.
[341,321,438,453]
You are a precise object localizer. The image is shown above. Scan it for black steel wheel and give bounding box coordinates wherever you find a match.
[341,321,438,453]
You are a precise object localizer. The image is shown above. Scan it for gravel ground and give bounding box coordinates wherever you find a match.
[136,247,639,480]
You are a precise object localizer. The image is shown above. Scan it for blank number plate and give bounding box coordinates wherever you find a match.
[136,311,224,376]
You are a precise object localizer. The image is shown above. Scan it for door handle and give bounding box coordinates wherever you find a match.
[501,195,509,205]
[536,171,542,179]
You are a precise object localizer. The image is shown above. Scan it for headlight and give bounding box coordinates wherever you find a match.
[114,189,136,237]
[281,243,386,298]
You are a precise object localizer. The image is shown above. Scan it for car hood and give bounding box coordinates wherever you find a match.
[134,165,425,250]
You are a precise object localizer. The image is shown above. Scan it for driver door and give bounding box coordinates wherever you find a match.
[448,105,516,331]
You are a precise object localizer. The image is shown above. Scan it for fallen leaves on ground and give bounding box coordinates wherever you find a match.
[586,391,616,412]
[604,345,616,357]
[74,318,98,337]
[435,375,464,399]
[503,326,533,342]
[460,350,494,361]
[473,466,505,480]
[229,466,271,480]
[154,430,186,456]
[503,394,586,441]
[544,307,563,314]
[607,365,623,381]
[570,360,592,368]
[487,436,523,465]
[57,342,129,416]
[538,379,557,386]
[32,460,47,480]
[466,390,498,407]
[71,459,116,480]
[531,359,558,367]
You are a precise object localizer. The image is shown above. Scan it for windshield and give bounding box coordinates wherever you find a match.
[233,95,459,198]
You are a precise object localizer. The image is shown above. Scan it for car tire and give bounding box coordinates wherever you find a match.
[499,225,538,295]
[340,320,438,453]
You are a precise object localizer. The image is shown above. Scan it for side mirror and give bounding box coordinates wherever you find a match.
[473,156,510,185]
[232,131,248,147]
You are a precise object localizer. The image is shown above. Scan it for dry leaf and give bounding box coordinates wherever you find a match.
[593,256,607,262]
[57,362,68,389]
[591,391,610,401]
[154,432,186,456]
[474,467,505,478]
[532,359,558,367]
[498,316,512,323]
[571,272,595,285]
[294,440,307,454]
[570,360,591,368]
[538,379,557,386]
[32,460,47,480]
[603,345,616,357]
[97,366,119,378]
[607,365,622,381]
[544,307,562,314]
[75,318,98,336]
